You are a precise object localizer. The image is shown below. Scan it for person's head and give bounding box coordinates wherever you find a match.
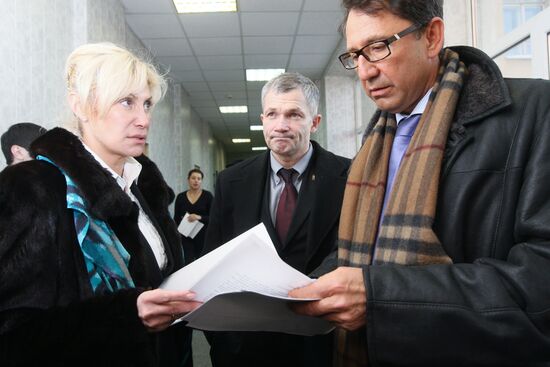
[260,72,321,167]
[65,42,166,173]
[1,122,47,165]
[187,168,204,190]
[339,0,444,114]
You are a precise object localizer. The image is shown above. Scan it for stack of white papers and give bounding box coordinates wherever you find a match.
[160,223,334,336]
[177,213,204,239]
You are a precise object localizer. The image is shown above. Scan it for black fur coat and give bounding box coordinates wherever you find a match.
[0,128,185,366]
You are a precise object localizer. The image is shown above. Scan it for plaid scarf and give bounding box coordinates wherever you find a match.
[335,49,467,366]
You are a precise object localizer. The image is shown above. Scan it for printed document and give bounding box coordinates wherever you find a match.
[160,223,333,336]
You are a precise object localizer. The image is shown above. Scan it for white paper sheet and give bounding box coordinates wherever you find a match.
[177,213,204,239]
[160,223,333,335]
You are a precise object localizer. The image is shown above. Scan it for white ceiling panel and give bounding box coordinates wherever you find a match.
[241,12,300,36]
[208,81,246,91]
[288,53,332,69]
[189,91,214,100]
[238,0,303,12]
[126,14,184,38]
[243,36,294,54]
[189,37,242,56]
[292,68,324,81]
[244,54,289,69]
[246,81,267,91]
[194,107,221,117]
[204,70,245,82]
[179,13,240,37]
[223,113,250,122]
[143,38,193,57]
[121,0,175,13]
[180,81,210,92]
[171,70,205,82]
[197,55,243,70]
[292,35,341,54]
[212,90,247,100]
[304,0,343,11]
[297,12,344,35]
[219,99,248,108]
[188,98,218,107]
[158,56,200,71]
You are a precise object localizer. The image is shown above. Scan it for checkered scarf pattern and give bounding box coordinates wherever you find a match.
[335,49,467,366]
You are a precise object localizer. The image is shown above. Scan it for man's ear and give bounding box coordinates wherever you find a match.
[310,114,322,133]
[424,17,445,58]
[10,145,29,163]
[68,92,87,122]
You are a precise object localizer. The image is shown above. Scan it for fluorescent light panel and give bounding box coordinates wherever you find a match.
[250,125,263,131]
[219,106,248,113]
[173,0,237,13]
[246,69,285,81]
[232,138,251,143]
[252,146,268,151]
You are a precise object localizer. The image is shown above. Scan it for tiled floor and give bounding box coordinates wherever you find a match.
[192,330,213,367]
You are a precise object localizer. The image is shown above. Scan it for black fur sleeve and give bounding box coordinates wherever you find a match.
[0,161,155,366]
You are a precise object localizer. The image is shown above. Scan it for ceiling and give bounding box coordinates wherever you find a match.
[120,0,345,158]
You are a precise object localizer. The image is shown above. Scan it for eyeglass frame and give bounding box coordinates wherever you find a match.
[338,23,424,70]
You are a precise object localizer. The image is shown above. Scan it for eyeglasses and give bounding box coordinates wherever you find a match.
[338,23,423,70]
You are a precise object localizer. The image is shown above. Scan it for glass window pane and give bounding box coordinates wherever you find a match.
[503,6,520,32]
[524,5,543,20]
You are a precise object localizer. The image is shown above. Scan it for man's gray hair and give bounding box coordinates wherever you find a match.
[261,72,320,115]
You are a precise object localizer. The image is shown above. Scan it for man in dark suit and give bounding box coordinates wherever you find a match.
[203,72,350,367]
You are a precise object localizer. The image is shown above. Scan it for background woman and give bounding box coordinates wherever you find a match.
[174,168,213,263]
[0,43,200,366]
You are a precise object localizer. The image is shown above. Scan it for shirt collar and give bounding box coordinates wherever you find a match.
[396,88,433,124]
[270,142,313,178]
[82,142,142,192]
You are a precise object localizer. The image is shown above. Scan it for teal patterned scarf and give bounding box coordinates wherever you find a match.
[37,155,135,294]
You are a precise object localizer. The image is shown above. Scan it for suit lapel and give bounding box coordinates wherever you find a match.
[231,153,270,236]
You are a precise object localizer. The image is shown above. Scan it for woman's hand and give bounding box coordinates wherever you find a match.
[137,289,202,332]
[187,214,201,222]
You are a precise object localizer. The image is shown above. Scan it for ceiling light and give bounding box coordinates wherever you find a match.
[220,106,248,113]
[232,138,251,143]
[173,0,237,13]
[250,125,263,131]
[252,146,268,151]
[246,69,285,81]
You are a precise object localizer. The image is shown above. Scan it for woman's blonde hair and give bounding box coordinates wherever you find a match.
[65,42,166,132]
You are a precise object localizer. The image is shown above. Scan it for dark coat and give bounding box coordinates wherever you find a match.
[363,46,550,366]
[203,140,350,367]
[0,128,186,366]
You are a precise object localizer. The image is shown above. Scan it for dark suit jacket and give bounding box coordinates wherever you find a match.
[203,140,350,367]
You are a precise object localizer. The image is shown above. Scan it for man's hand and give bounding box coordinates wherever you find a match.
[137,289,202,332]
[289,267,367,331]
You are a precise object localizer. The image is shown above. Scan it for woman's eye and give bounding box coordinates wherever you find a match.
[120,98,133,108]
[144,101,152,112]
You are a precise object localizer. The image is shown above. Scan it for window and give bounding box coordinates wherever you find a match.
[503,0,544,57]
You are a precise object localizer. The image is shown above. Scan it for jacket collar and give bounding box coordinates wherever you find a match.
[30,128,174,221]
[449,46,512,126]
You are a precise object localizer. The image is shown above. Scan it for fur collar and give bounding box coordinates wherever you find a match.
[30,128,174,221]
[449,46,512,125]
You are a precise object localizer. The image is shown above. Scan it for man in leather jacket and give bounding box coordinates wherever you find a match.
[290,1,550,366]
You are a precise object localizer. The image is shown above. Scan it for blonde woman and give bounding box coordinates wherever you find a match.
[0,43,200,366]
